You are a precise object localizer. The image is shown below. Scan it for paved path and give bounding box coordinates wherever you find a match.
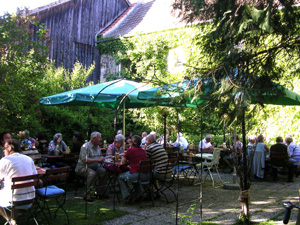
[78,172,300,224]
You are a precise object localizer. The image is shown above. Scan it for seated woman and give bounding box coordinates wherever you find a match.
[105,134,129,174]
[47,133,69,168]
[118,135,149,203]
[48,133,68,156]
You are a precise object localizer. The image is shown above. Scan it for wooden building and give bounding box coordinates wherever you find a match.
[30,0,131,83]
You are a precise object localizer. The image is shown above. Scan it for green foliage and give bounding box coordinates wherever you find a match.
[96,3,300,146]
[0,11,116,144]
[0,11,50,133]
[38,62,116,145]
[97,26,225,140]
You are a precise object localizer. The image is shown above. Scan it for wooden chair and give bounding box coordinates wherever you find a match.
[4,174,39,225]
[36,166,70,224]
[270,150,293,181]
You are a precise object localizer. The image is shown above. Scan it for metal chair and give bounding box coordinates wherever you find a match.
[197,148,223,187]
[169,152,195,186]
[155,158,177,203]
[4,174,39,225]
[131,160,154,207]
[36,166,70,224]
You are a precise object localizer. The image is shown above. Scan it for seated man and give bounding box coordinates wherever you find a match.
[270,136,294,182]
[285,137,300,165]
[75,132,107,202]
[145,134,171,198]
[118,135,149,203]
[173,132,188,150]
[0,139,37,224]
[199,135,214,153]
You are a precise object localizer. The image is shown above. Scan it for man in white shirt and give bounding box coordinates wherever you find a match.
[199,135,214,152]
[173,132,189,150]
[0,139,37,223]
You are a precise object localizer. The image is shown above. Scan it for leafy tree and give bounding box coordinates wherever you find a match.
[172,0,300,222]
[0,10,50,132]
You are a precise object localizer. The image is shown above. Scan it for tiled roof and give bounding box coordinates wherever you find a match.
[100,0,189,38]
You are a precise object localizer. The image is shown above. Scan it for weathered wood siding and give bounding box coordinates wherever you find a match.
[31,0,129,83]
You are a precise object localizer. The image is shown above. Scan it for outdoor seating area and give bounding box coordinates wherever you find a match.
[1,163,300,225]
[2,126,300,225]
[3,0,300,223]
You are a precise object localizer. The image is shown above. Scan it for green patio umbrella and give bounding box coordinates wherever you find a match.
[137,78,212,108]
[40,79,158,215]
[138,79,300,106]
[40,79,155,109]
[40,79,156,137]
[249,84,300,106]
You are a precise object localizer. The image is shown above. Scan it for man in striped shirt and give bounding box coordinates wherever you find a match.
[145,135,171,180]
[145,134,171,199]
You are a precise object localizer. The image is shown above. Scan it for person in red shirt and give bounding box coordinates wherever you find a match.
[118,135,149,203]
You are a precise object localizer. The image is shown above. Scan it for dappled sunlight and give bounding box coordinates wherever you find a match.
[252,200,274,205]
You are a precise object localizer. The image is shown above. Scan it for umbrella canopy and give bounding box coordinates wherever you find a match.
[137,79,212,108]
[249,84,300,106]
[40,79,155,109]
[138,79,300,107]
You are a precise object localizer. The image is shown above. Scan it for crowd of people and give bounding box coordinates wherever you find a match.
[200,132,300,182]
[1,128,300,223]
[74,130,174,203]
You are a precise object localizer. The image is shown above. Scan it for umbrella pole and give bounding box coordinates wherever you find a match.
[123,102,126,150]
[175,110,179,225]
[200,114,203,224]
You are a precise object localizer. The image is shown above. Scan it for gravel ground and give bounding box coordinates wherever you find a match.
[74,172,300,225]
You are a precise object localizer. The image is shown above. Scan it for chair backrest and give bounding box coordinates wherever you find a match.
[137,160,152,183]
[270,149,289,167]
[211,149,221,165]
[168,158,177,174]
[138,160,152,173]
[168,158,177,167]
[11,174,39,205]
[159,158,177,181]
[168,152,183,160]
[63,153,78,164]
[45,166,70,184]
